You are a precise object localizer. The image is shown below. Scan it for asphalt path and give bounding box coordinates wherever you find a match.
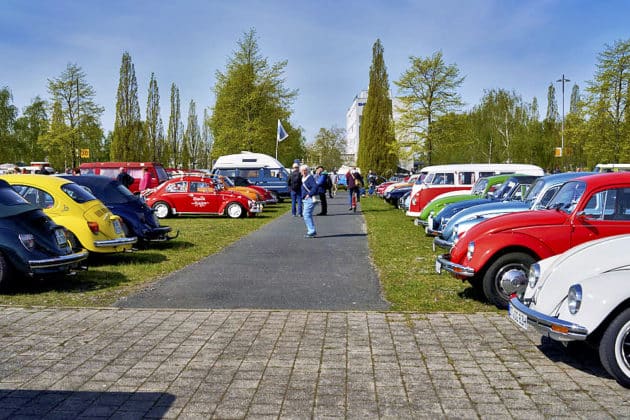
[117,196,390,310]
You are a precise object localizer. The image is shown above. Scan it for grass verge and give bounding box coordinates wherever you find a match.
[0,203,289,307]
[361,196,497,313]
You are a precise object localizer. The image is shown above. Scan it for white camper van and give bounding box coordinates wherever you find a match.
[211,152,290,201]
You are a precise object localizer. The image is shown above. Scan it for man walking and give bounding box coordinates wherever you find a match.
[315,166,328,216]
[288,163,302,217]
[300,165,319,238]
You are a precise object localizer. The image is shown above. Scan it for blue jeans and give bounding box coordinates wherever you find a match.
[291,191,303,216]
[302,198,317,235]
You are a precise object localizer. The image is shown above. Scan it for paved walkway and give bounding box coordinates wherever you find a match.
[1,307,629,419]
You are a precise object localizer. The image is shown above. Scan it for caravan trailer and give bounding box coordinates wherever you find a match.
[210,152,290,201]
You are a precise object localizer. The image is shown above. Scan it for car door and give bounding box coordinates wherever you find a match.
[571,187,630,246]
[189,180,222,214]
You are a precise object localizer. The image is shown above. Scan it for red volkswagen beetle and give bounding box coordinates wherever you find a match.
[145,174,263,219]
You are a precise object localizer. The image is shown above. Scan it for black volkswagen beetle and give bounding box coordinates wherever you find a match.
[61,176,176,248]
[0,179,88,289]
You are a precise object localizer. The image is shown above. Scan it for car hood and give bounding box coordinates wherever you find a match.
[529,234,630,314]
[461,208,568,239]
[439,198,493,219]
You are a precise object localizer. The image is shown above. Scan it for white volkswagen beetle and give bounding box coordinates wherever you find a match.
[509,234,630,387]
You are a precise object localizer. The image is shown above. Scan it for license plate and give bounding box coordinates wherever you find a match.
[509,303,528,330]
[435,259,442,274]
[113,219,123,235]
[427,215,434,229]
[54,229,67,246]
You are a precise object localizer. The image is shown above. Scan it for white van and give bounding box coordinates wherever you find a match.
[406,163,544,217]
[594,163,630,173]
[211,152,290,201]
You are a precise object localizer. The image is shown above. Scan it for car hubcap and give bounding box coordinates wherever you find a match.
[228,205,241,218]
[615,322,630,377]
[498,265,528,296]
[155,204,168,218]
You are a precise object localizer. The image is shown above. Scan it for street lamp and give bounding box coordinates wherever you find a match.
[556,74,570,161]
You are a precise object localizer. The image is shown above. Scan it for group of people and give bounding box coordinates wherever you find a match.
[288,163,369,238]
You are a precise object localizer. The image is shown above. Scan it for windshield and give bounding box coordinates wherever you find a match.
[546,181,586,213]
[523,178,545,202]
[62,182,98,204]
[215,176,234,187]
[471,178,488,195]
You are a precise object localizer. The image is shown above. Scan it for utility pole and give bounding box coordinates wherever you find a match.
[556,74,570,168]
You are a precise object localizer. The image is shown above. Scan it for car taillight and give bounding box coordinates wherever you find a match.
[87,221,99,233]
[19,233,35,250]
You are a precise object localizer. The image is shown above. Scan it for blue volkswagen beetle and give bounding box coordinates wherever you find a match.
[61,176,176,248]
[434,172,596,250]
[426,174,540,235]
[0,179,87,289]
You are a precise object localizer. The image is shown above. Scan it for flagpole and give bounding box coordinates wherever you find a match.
[275,138,278,160]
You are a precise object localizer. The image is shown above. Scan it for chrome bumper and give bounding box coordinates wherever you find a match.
[508,297,588,342]
[29,251,89,270]
[435,254,475,277]
[94,236,138,248]
[433,237,454,251]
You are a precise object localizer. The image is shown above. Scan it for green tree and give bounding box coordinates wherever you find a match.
[395,50,465,164]
[201,108,213,168]
[15,97,48,163]
[38,100,72,169]
[145,72,163,162]
[184,100,202,169]
[307,127,346,170]
[44,63,104,168]
[0,87,18,162]
[356,39,398,176]
[584,39,630,163]
[209,29,298,164]
[112,52,145,161]
[546,84,559,122]
[166,83,181,168]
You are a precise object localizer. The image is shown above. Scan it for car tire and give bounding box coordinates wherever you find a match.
[0,252,10,291]
[226,202,244,218]
[599,307,630,388]
[482,252,535,309]
[153,202,172,219]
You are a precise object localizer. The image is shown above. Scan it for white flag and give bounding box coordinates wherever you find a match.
[277,119,289,142]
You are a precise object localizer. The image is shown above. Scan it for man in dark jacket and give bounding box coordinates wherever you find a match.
[315,166,328,215]
[117,167,134,189]
[288,163,303,216]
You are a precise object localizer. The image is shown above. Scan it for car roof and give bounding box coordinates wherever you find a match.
[574,171,630,186]
[0,173,72,187]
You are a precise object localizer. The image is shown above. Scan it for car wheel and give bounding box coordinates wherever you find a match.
[153,201,171,219]
[482,252,535,309]
[0,253,10,291]
[599,307,630,388]
[226,202,244,218]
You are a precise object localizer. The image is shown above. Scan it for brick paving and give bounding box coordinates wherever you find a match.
[1,307,629,419]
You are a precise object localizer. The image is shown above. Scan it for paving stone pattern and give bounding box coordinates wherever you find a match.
[1,307,629,419]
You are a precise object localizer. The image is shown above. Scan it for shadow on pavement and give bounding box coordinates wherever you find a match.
[0,389,175,418]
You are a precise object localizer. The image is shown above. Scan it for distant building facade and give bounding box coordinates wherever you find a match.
[344,90,415,171]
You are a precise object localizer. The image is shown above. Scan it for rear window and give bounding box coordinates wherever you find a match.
[62,183,98,204]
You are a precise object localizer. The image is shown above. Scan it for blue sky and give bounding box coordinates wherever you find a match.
[1,0,629,143]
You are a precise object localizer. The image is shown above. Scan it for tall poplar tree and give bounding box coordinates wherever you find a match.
[209,29,299,164]
[0,87,18,162]
[166,83,181,168]
[395,51,464,165]
[43,63,104,169]
[183,100,201,169]
[112,52,145,161]
[545,84,559,122]
[202,108,213,168]
[145,72,163,162]
[357,39,398,176]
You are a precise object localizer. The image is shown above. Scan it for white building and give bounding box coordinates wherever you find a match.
[345,90,415,170]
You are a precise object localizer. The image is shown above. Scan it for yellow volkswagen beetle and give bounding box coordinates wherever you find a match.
[0,174,137,254]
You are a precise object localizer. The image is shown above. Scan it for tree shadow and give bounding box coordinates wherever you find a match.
[4,269,130,295]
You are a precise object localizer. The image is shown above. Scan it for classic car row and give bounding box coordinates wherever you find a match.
[0,171,274,289]
[397,166,630,387]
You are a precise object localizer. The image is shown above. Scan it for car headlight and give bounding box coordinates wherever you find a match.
[19,233,35,250]
[466,241,475,260]
[528,263,541,288]
[567,284,582,315]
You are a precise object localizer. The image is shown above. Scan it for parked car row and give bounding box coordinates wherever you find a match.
[399,167,630,387]
[0,169,277,290]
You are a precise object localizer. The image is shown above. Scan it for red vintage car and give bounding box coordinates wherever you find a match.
[436,172,630,308]
[145,174,263,219]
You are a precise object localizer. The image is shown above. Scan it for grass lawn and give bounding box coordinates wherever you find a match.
[1,196,497,312]
[0,203,290,307]
[361,196,497,313]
